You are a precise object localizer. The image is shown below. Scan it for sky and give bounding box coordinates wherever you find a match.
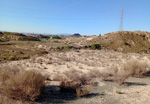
[0,0,150,35]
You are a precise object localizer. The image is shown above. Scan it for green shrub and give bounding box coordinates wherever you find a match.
[8,54,30,61]
[50,36,62,39]
[1,68,45,101]
[91,44,101,50]
[55,46,61,51]
[8,55,16,60]
[63,46,71,50]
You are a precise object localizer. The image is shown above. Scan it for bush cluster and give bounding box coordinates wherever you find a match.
[63,46,71,50]
[50,36,62,39]
[55,46,61,51]
[91,44,101,50]
[113,59,150,84]
[0,66,45,101]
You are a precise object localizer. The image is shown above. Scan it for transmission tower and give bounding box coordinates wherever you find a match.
[119,8,124,31]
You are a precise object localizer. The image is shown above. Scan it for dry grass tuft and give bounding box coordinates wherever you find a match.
[88,68,113,81]
[113,70,130,85]
[58,69,91,95]
[0,66,45,101]
[88,69,102,78]
[122,59,150,77]
[113,59,150,84]
[0,66,21,84]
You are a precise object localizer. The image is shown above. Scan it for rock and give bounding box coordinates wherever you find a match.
[76,87,89,97]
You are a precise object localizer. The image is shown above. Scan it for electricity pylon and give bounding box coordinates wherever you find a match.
[119,8,124,31]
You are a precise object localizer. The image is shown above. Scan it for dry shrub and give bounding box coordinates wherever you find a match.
[59,69,90,94]
[99,69,112,81]
[113,70,130,85]
[122,59,150,77]
[0,66,21,84]
[63,69,87,83]
[88,68,113,81]
[113,59,150,85]
[88,69,101,78]
[0,66,45,101]
[0,96,21,104]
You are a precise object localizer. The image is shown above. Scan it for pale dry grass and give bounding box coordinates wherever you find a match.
[56,69,94,96]
[0,66,45,101]
[0,96,23,104]
[122,59,150,77]
[113,59,150,84]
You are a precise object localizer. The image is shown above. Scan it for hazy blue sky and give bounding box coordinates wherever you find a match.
[1,0,150,35]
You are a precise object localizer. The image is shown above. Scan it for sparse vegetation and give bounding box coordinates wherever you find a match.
[1,31,150,103]
[122,59,150,77]
[38,50,49,55]
[63,46,71,50]
[55,46,61,51]
[113,70,129,85]
[113,59,150,84]
[50,36,62,39]
[116,89,123,94]
[0,40,49,63]
[0,66,45,101]
[55,70,92,96]
[1,32,40,41]
[100,31,150,53]
[91,44,101,50]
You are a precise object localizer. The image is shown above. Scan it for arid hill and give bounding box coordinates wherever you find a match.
[26,34,50,39]
[98,31,150,53]
[1,32,40,41]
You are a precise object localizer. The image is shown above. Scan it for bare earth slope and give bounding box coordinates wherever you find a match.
[99,31,150,53]
[1,31,150,104]
[1,49,150,104]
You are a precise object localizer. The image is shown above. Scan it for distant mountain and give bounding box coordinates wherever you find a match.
[0,32,3,35]
[71,33,82,37]
[52,33,72,36]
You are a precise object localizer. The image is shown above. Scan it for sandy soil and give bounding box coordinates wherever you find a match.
[1,49,150,104]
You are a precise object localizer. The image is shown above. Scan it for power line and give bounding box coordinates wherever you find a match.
[47,0,87,15]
